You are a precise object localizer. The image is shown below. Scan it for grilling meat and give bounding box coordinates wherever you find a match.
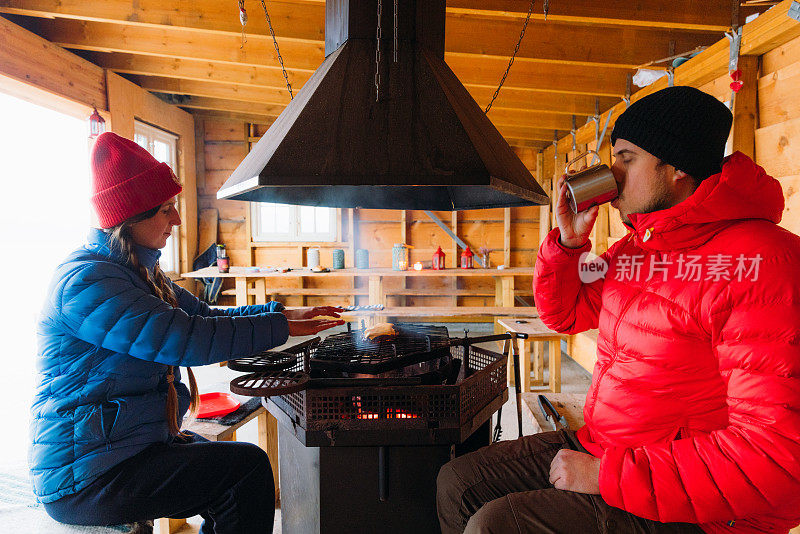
[363,322,397,342]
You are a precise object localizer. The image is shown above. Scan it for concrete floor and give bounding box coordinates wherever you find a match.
[172,325,592,534]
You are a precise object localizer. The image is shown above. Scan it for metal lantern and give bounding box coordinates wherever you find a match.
[432,246,446,270]
[88,107,106,139]
[460,246,474,269]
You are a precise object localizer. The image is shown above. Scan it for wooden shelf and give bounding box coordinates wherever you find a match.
[222,288,369,297]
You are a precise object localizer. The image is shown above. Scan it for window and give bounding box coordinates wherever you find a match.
[251,203,337,242]
[134,121,181,273]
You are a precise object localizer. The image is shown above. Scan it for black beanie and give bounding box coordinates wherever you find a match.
[610,86,733,180]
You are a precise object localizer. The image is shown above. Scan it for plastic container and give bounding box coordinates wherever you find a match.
[197,392,240,418]
[307,248,321,269]
[355,249,370,269]
[332,249,345,269]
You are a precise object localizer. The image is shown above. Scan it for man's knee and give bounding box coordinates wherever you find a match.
[463,497,514,534]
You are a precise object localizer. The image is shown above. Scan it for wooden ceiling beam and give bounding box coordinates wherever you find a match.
[128,73,577,130]
[86,51,621,115]
[443,18,718,69]
[35,18,324,71]
[1,2,723,68]
[0,0,756,38]
[169,95,281,118]
[448,55,629,97]
[40,18,629,96]
[80,51,306,97]
[127,75,288,109]
[446,0,761,32]
[0,13,105,110]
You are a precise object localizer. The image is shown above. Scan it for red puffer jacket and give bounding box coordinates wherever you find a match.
[534,152,800,534]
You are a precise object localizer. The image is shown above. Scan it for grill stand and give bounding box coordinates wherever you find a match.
[275,414,493,534]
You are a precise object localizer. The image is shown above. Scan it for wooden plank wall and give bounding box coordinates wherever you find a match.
[198,118,541,308]
[756,34,800,236]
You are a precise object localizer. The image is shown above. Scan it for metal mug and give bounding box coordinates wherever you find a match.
[563,150,619,213]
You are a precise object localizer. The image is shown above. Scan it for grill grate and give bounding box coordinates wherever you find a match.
[311,323,450,373]
[230,370,310,396]
[227,350,298,372]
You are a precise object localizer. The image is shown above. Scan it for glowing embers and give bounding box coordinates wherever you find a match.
[348,396,421,420]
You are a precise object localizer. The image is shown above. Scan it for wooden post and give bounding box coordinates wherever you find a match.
[258,411,281,504]
[348,208,357,306]
[730,55,759,160]
[549,338,562,393]
[503,207,511,268]
[400,210,408,307]
[537,151,551,247]
[235,277,248,306]
[156,518,186,534]
[518,336,531,392]
[451,211,458,306]
[369,276,385,306]
[254,278,267,305]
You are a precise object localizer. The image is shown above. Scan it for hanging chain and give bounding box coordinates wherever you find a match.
[570,115,576,153]
[375,0,383,101]
[393,0,398,63]
[484,0,535,113]
[260,0,293,99]
[238,0,248,49]
[543,0,550,21]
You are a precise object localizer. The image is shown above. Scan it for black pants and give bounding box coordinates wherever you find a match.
[43,433,275,534]
[437,430,703,534]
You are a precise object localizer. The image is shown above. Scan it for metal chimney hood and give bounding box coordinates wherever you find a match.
[217,0,550,211]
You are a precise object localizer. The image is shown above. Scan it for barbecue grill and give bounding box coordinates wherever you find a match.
[228,324,527,534]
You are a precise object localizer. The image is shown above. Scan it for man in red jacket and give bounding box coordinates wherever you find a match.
[437,86,800,534]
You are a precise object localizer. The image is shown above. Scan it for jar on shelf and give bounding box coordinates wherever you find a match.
[392,243,411,271]
[216,244,230,273]
[307,248,321,269]
[460,246,474,269]
[332,249,345,269]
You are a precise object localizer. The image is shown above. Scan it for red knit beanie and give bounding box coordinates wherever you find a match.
[90,132,183,228]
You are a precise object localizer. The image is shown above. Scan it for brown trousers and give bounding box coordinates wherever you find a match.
[436,430,703,534]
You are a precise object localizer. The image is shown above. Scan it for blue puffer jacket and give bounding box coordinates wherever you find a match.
[30,228,288,503]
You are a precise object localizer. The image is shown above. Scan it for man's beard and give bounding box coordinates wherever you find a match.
[620,167,673,225]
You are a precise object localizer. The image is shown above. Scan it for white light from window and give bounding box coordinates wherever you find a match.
[315,206,330,233]
[300,205,316,233]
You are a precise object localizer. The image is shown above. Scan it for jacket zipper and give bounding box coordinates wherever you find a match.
[587,280,640,421]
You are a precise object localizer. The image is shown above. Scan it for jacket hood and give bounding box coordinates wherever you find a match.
[626,152,785,251]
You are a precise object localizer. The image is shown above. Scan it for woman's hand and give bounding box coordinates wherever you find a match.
[288,318,344,336]
[283,306,343,321]
[555,174,599,249]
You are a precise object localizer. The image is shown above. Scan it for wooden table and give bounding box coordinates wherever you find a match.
[497,317,569,393]
[182,266,534,308]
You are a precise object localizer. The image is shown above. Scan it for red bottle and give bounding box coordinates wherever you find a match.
[460,246,474,269]
[432,246,446,270]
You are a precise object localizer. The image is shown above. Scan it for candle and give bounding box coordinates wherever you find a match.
[413,262,423,271]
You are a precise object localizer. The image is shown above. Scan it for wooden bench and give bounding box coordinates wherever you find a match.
[156,404,278,534]
[521,392,586,434]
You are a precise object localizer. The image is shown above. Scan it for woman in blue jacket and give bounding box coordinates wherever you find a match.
[30,132,343,533]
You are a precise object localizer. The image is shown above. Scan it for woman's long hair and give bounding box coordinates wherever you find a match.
[108,204,199,437]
